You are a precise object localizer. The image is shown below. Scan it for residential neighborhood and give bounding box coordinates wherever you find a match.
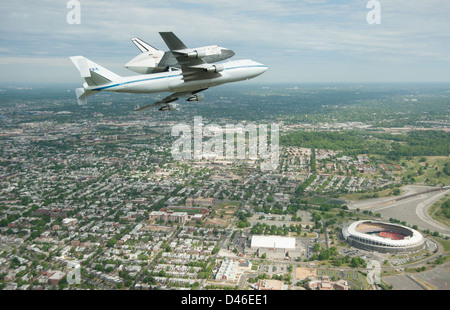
[0,85,449,291]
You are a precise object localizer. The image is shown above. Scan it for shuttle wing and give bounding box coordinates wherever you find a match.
[159,32,222,81]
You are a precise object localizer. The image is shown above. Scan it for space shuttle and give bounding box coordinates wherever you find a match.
[124,36,235,74]
[69,32,267,111]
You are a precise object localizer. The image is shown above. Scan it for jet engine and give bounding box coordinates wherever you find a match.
[187,93,205,102]
[187,49,208,58]
[204,64,224,73]
[185,46,223,58]
[159,103,179,111]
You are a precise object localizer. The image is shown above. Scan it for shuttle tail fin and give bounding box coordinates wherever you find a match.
[131,38,160,53]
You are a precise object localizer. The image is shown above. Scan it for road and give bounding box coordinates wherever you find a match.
[321,219,329,250]
[348,185,450,237]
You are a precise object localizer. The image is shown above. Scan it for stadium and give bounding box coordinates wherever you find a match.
[342,220,425,253]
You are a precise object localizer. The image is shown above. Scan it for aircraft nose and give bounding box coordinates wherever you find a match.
[255,63,268,75]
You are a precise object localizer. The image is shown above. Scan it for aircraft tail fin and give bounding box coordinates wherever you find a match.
[159,32,188,51]
[75,88,96,105]
[131,38,160,53]
[70,56,121,87]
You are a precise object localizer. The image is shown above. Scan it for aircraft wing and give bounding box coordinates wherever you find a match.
[135,89,207,112]
[159,32,222,81]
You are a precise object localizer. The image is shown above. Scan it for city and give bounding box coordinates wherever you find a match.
[0,83,449,291]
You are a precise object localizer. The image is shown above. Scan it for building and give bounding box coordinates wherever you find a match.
[308,276,349,290]
[168,211,188,224]
[48,271,66,285]
[334,279,349,290]
[249,235,301,259]
[185,197,215,207]
[149,211,166,222]
[215,258,237,282]
[62,218,78,227]
[149,210,188,225]
[342,220,425,253]
[191,213,204,222]
[237,259,252,272]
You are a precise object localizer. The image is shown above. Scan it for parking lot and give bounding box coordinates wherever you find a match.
[317,268,364,289]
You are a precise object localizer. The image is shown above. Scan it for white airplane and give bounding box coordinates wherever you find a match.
[70,32,267,111]
[124,36,235,74]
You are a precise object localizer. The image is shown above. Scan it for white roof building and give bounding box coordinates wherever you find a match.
[251,235,296,250]
[215,258,238,281]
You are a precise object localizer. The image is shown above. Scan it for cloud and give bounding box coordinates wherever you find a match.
[0,57,70,66]
[0,0,449,83]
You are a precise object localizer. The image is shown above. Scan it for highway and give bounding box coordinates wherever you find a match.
[348,185,450,237]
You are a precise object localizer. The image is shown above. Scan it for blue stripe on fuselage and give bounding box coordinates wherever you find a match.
[92,74,180,91]
[92,65,267,91]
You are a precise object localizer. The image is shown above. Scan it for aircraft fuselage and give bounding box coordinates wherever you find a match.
[88,59,267,95]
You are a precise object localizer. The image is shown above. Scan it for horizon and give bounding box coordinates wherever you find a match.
[1,81,450,88]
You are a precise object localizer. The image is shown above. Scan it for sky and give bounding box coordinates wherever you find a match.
[0,0,450,84]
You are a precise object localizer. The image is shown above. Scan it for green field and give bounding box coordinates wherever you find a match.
[308,196,346,206]
[380,164,401,171]
[429,195,450,228]
[401,156,450,186]
[339,187,400,201]
[164,206,208,214]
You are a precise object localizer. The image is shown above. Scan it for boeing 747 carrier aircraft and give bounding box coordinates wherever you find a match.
[70,32,267,111]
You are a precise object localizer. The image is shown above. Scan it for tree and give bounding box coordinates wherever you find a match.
[350,257,366,268]
[313,243,320,253]
[106,238,118,248]
[319,250,330,261]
